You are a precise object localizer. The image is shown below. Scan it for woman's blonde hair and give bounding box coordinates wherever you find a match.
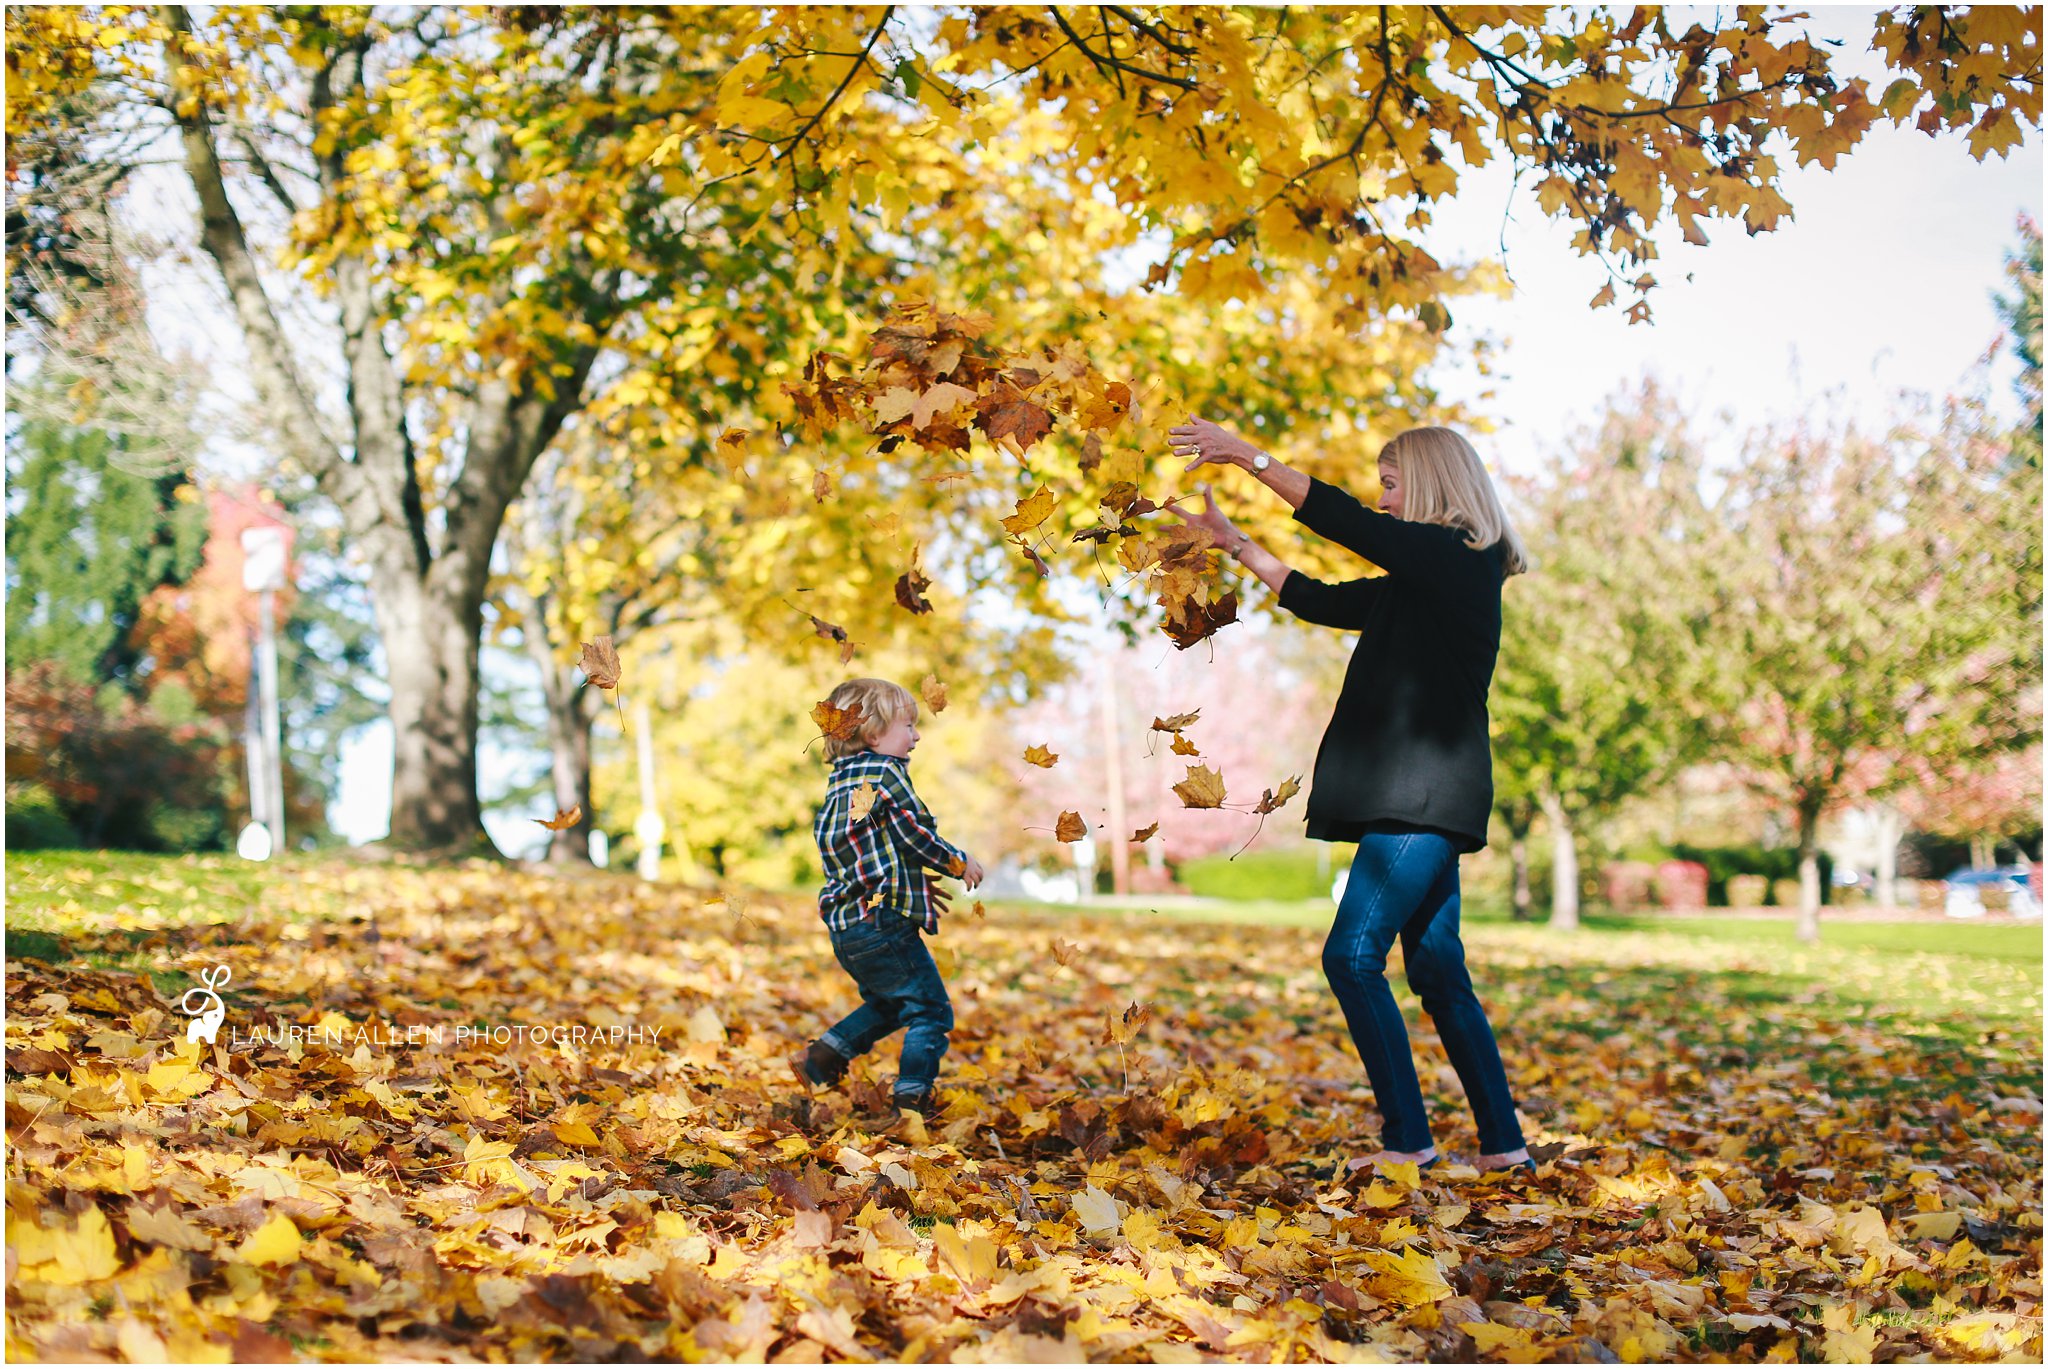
[822,677,917,760]
[1380,427,1531,577]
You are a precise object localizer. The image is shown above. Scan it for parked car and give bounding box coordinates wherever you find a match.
[1942,864,2040,919]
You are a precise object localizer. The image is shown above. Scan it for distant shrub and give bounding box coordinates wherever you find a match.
[5,783,78,850]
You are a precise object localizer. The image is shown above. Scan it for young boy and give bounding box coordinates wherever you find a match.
[797,677,985,1118]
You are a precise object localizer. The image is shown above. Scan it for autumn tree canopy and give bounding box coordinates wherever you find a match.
[7,4,2037,848]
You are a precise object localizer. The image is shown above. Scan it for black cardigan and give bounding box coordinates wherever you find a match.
[1275,476,1505,853]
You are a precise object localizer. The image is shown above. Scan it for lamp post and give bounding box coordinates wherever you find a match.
[239,524,289,859]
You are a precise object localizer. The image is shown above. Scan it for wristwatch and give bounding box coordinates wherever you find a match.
[1251,452,1270,473]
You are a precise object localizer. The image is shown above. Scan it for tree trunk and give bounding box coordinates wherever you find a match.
[1505,813,1535,921]
[377,577,491,852]
[1970,833,1997,870]
[1873,804,1903,908]
[1539,790,1580,930]
[1795,800,1825,944]
[520,597,595,864]
[1097,655,1130,895]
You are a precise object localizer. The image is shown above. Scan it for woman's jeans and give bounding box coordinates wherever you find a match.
[1323,831,1525,1155]
[821,912,953,1098]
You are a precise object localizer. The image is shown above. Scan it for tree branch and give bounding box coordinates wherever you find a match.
[157,5,360,515]
[1047,7,1197,90]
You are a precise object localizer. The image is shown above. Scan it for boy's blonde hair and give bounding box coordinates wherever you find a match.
[1380,427,1532,577]
[822,677,918,760]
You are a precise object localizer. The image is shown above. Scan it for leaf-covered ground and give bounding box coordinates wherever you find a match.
[6,857,2042,1363]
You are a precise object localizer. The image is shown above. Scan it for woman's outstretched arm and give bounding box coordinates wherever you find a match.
[1169,416,1310,510]
[1167,485,1289,593]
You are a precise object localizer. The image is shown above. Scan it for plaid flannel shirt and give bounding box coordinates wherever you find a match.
[814,751,968,933]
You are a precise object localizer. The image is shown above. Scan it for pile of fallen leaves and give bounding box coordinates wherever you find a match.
[6,862,2041,1362]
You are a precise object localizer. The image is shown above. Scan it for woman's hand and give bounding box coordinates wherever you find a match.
[1168,483,1244,551]
[1170,416,1264,473]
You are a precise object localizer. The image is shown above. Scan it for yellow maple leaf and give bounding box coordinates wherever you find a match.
[1000,485,1057,535]
[1023,743,1059,768]
[1363,1246,1453,1305]
[1172,765,1227,809]
[238,1212,303,1267]
[1071,1184,1122,1236]
[847,781,880,823]
[920,674,948,713]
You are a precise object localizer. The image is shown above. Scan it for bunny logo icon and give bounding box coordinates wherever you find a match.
[181,965,231,1045]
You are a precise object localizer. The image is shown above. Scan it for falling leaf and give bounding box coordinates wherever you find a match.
[1080,431,1104,473]
[847,781,879,823]
[1023,744,1059,768]
[919,674,948,713]
[578,636,628,731]
[1590,281,1618,309]
[811,699,865,743]
[1054,811,1087,842]
[812,469,832,502]
[1103,1001,1152,1045]
[894,551,933,615]
[1131,822,1159,842]
[910,381,979,430]
[715,428,750,467]
[535,806,582,831]
[1050,938,1081,967]
[1170,733,1200,756]
[1172,764,1227,809]
[1010,535,1050,577]
[967,900,986,919]
[578,637,622,690]
[1000,485,1058,536]
[1253,776,1301,815]
[1151,711,1200,732]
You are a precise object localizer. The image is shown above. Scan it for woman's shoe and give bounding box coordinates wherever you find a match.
[1329,1150,1439,1181]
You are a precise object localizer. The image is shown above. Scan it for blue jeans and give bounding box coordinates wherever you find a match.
[1323,831,1525,1155]
[821,912,953,1098]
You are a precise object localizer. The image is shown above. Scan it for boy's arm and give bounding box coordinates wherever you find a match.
[876,767,969,875]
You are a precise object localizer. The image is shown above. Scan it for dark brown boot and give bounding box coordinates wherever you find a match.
[791,1041,849,1090]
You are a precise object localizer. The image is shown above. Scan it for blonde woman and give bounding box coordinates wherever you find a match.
[1169,418,1534,1175]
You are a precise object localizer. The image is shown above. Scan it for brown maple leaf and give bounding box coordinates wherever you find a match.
[979,393,1053,453]
[578,637,629,732]
[1010,535,1050,578]
[1050,938,1081,967]
[811,699,866,744]
[1131,822,1159,842]
[1151,711,1200,732]
[1054,811,1087,842]
[895,551,933,615]
[920,674,948,713]
[1254,776,1302,815]
[579,637,621,690]
[812,469,832,502]
[1162,591,1239,650]
[1080,431,1104,473]
[1173,765,1227,809]
[535,806,582,831]
[1023,744,1059,768]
